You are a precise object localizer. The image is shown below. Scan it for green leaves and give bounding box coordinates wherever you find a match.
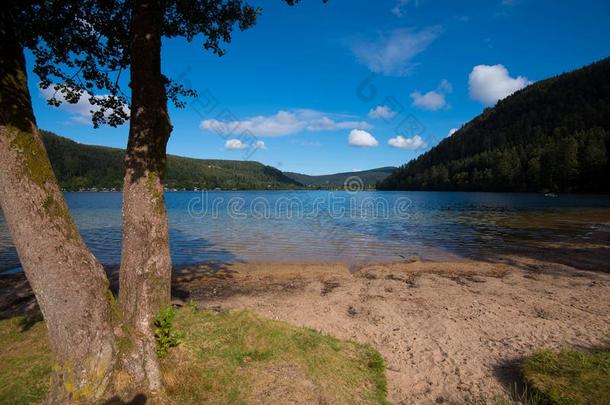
[154,306,184,358]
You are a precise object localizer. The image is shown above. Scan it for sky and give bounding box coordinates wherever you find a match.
[26,0,610,175]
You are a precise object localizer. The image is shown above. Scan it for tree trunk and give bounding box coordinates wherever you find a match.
[0,9,117,403]
[119,0,172,393]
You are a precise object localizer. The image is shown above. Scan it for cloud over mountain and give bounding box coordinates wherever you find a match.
[469,64,532,105]
[388,134,426,149]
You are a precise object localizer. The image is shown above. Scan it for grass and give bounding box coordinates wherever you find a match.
[0,307,388,404]
[522,345,610,405]
[0,316,53,404]
[467,345,609,405]
[162,307,388,404]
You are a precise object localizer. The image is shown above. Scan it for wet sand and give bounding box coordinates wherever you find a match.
[2,255,610,404]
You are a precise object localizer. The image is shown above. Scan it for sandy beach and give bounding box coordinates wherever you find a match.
[2,255,610,404]
[167,259,610,403]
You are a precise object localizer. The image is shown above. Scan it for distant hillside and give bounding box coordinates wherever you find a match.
[285,167,396,188]
[42,131,303,190]
[378,57,610,193]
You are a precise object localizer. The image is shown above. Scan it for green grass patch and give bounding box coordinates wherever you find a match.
[522,345,610,405]
[162,307,388,404]
[0,317,53,404]
[0,307,388,404]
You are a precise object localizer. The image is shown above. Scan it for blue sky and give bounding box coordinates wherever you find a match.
[26,0,610,175]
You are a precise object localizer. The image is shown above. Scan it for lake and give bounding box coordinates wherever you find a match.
[1,191,610,272]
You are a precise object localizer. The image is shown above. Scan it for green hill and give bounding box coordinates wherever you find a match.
[284,167,396,189]
[41,131,303,190]
[41,131,395,191]
[378,57,610,193]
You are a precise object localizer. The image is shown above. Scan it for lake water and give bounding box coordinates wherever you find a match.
[1,191,610,272]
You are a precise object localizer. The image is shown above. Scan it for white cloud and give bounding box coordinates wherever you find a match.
[348,129,378,148]
[201,109,371,137]
[252,140,266,150]
[388,134,426,149]
[225,139,248,150]
[225,139,266,151]
[39,86,128,126]
[410,79,452,111]
[368,105,397,120]
[447,128,458,137]
[348,26,442,76]
[305,115,370,131]
[468,64,532,105]
[410,90,446,110]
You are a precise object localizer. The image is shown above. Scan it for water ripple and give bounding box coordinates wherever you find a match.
[1,191,609,272]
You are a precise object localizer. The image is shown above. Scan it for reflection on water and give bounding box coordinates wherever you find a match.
[1,191,609,272]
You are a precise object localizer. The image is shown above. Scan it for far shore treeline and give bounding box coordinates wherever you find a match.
[42,131,393,191]
[42,131,304,191]
[378,57,610,193]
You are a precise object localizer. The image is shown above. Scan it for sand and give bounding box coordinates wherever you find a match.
[172,259,610,404]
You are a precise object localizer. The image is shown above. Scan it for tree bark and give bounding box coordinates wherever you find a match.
[119,0,172,393]
[0,9,117,403]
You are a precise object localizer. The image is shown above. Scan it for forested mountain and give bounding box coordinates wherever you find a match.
[378,57,610,193]
[42,131,303,190]
[41,131,397,191]
[284,167,396,188]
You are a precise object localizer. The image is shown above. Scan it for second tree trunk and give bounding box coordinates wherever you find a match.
[119,0,172,393]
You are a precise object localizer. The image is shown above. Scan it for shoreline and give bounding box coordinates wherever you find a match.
[55,189,610,195]
[2,257,610,403]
